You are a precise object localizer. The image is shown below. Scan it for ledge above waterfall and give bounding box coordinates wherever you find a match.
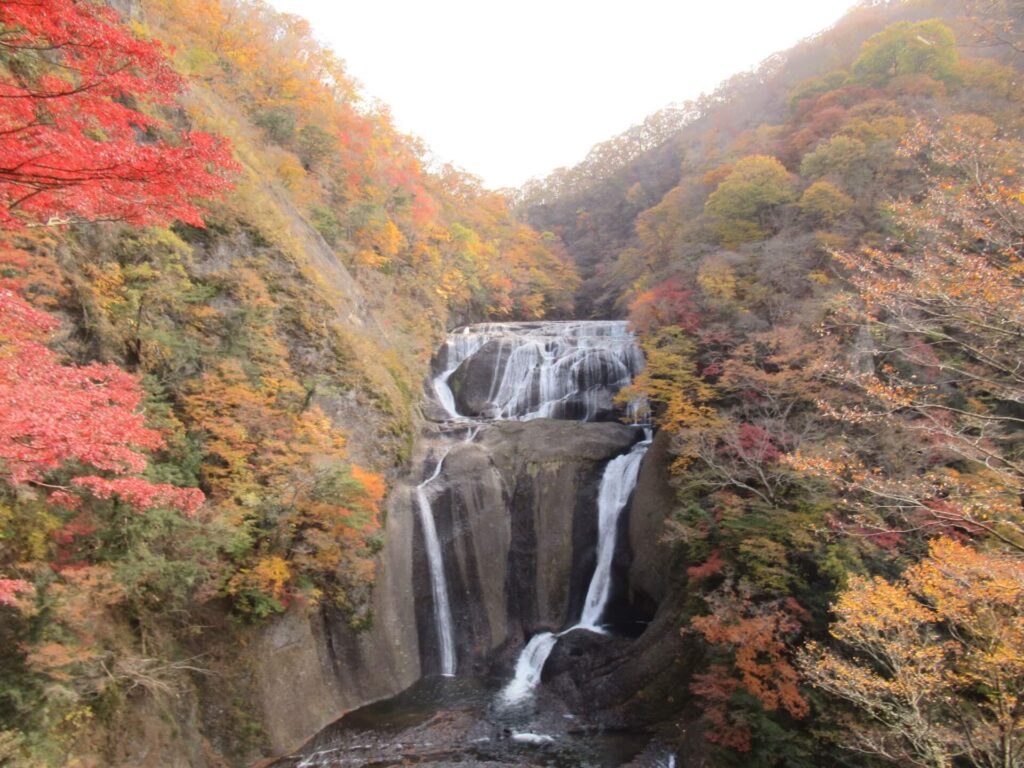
[471,418,643,463]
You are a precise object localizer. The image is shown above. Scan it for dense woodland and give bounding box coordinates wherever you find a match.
[523,0,1024,764]
[0,0,1023,765]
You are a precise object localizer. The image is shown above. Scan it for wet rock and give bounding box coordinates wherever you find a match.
[449,339,513,416]
[416,420,642,671]
[626,428,676,605]
[545,583,696,729]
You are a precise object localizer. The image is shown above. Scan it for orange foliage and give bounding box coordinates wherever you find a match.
[690,586,809,750]
[801,538,1024,767]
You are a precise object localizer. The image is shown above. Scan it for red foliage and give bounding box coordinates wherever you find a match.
[0,0,236,227]
[0,246,202,514]
[73,476,204,515]
[628,277,700,334]
[688,549,726,581]
[701,361,724,379]
[690,591,809,750]
[690,664,752,751]
[0,578,33,607]
[721,423,781,463]
[0,307,161,483]
[51,512,98,546]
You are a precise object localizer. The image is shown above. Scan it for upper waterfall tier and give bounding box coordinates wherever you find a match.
[431,320,645,422]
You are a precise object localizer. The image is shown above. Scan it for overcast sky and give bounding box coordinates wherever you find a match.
[266,1,856,189]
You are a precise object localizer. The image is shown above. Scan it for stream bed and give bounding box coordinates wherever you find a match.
[270,674,674,768]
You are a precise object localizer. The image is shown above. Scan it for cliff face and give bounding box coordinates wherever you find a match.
[435,420,641,658]
[249,483,422,754]
[250,315,698,765]
[545,426,690,725]
[242,418,644,754]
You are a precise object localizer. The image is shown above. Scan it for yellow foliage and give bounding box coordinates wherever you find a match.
[697,256,737,301]
[801,539,1024,767]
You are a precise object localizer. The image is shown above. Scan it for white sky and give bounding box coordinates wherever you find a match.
[266,1,856,189]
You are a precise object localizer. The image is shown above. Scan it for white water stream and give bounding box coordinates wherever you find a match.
[500,436,651,705]
[578,440,649,630]
[414,446,458,677]
[414,426,480,677]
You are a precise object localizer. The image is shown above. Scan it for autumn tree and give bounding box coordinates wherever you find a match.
[0,2,240,747]
[792,119,1024,551]
[800,538,1024,768]
[797,180,854,226]
[183,360,383,618]
[617,321,718,456]
[959,0,1024,55]
[0,247,202,515]
[852,20,959,86]
[704,156,797,247]
[0,0,235,227]
[690,584,810,755]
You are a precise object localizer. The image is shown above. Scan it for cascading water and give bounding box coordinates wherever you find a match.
[432,321,645,421]
[500,435,651,705]
[414,446,458,677]
[499,631,558,705]
[275,321,661,767]
[419,320,646,680]
[431,328,488,419]
[577,438,650,631]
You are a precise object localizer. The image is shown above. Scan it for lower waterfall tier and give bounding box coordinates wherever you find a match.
[413,419,643,673]
[263,425,687,766]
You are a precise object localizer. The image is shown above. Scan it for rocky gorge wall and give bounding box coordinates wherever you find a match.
[243,322,685,761]
[248,416,664,753]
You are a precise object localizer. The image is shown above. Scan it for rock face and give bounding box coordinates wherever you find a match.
[448,338,510,416]
[418,419,642,674]
[249,418,645,752]
[626,428,676,606]
[251,484,422,754]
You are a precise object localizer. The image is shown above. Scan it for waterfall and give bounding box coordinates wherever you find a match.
[432,327,488,419]
[500,435,650,704]
[425,321,650,698]
[414,426,478,676]
[432,321,644,421]
[414,447,457,677]
[499,631,558,705]
[577,440,650,630]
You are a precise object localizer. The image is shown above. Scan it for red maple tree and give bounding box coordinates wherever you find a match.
[0,0,236,227]
[0,249,203,506]
[0,0,233,603]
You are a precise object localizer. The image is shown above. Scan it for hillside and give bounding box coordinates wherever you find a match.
[1,0,1023,766]
[520,0,1024,764]
[0,0,574,763]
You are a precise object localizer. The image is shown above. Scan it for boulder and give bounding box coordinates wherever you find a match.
[449,339,512,416]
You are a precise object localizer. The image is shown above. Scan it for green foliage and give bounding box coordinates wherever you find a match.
[253,106,296,145]
[799,135,870,188]
[310,205,342,245]
[797,181,854,225]
[788,71,849,111]
[852,20,959,85]
[296,123,335,170]
[704,156,797,247]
